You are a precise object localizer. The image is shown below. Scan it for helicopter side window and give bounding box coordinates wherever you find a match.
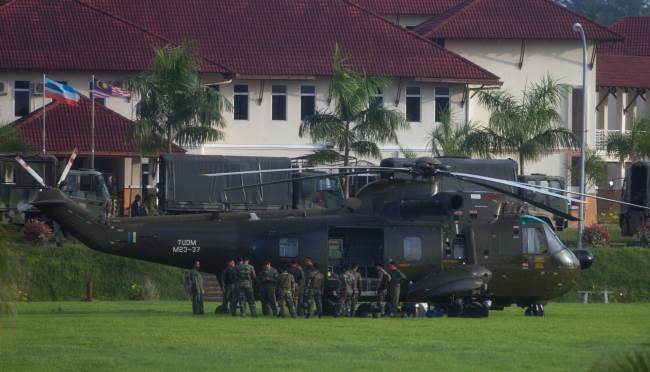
[403,237,422,261]
[522,227,548,254]
[279,238,299,258]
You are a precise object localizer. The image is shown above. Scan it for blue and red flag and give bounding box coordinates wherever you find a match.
[44,78,80,106]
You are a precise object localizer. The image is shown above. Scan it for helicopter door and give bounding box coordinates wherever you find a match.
[327,227,383,274]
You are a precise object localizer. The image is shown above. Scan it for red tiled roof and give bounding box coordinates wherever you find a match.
[413,0,621,41]
[597,17,650,88]
[350,0,465,15]
[0,0,227,73]
[80,0,499,83]
[13,96,185,156]
[600,17,650,56]
[597,55,650,89]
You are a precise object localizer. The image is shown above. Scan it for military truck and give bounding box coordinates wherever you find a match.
[157,154,345,214]
[620,161,650,236]
[0,154,111,223]
[518,174,569,231]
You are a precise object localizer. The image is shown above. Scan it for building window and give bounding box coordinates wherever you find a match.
[233,84,249,121]
[279,238,299,257]
[300,85,315,120]
[88,81,106,106]
[434,87,450,123]
[406,87,421,122]
[371,89,384,106]
[571,88,584,140]
[14,81,31,117]
[403,236,422,261]
[272,85,287,121]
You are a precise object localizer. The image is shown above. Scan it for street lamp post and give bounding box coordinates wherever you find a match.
[574,23,588,250]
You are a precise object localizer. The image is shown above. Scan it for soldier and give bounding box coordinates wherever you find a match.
[375,263,391,317]
[300,257,314,316]
[258,261,279,316]
[187,260,204,315]
[234,257,257,317]
[287,258,303,315]
[335,266,355,317]
[218,259,237,314]
[388,262,407,317]
[350,263,363,316]
[305,262,324,318]
[277,265,296,318]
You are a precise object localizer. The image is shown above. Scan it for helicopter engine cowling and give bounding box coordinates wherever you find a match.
[573,249,594,270]
[398,193,464,219]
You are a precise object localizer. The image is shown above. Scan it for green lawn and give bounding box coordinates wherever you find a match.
[1,302,649,371]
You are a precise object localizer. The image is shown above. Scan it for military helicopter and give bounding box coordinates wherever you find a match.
[20,150,620,318]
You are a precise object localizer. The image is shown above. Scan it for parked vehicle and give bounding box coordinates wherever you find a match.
[518,174,569,231]
[620,161,650,236]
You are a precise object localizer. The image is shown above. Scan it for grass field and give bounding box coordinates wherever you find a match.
[1,302,649,371]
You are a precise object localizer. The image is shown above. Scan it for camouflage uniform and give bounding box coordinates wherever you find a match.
[300,265,314,316]
[375,268,391,317]
[188,268,204,315]
[306,269,324,318]
[220,265,237,314]
[351,269,363,316]
[335,270,356,317]
[287,265,303,314]
[234,262,257,317]
[388,268,407,316]
[277,271,296,318]
[258,266,279,316]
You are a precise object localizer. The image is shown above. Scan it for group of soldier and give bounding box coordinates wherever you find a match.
[186,257,407,318]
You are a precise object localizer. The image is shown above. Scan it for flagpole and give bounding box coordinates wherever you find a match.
[91,74,95,169]
[42,74,46,155]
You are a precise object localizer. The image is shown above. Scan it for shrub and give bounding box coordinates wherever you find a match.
[23,219,53,243]
[583,224,611,246]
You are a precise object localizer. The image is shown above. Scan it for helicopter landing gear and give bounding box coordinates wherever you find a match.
[446,298,490,318]
[524,303,544,317]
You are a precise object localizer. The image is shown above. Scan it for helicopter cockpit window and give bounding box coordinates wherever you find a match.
[279,238,299,258]
[403,237,422,261]
[522,227,548,254]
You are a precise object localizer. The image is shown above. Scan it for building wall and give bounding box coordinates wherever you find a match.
[0,72,468,163]
[382,14,433,29]
[445,39,599,179]
[0,72,133,125]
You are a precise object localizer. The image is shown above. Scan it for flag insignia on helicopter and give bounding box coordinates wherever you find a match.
[128,232,137,244]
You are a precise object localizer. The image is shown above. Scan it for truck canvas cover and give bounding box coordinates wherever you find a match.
[159,155,292,212]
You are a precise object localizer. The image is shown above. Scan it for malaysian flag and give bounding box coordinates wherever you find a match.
[92,79,130,98]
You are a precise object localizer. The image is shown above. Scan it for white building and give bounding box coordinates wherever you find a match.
[362,0,622,180]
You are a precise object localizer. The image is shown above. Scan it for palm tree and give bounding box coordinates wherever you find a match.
[606,116,650,164]
[126,44,231,154]
[0,125,31,153]
[571,150,607,189]
[299,44,409,184]
[427,106,476,157]
[467,75,577,175]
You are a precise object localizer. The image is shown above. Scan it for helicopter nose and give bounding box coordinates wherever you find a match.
[572,249,594,270]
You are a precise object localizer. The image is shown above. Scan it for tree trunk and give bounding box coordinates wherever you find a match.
[167,127,172,154]
[519,152,525,176]
[343,122,351,198]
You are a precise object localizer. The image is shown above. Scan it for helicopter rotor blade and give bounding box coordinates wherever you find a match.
[446,172,584,204]
[513,181,650,211]
[14,156,47,188]
[223,172,357,191]
[57,147,78,187]
[201,166,409,177]
[442,172,580,221]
